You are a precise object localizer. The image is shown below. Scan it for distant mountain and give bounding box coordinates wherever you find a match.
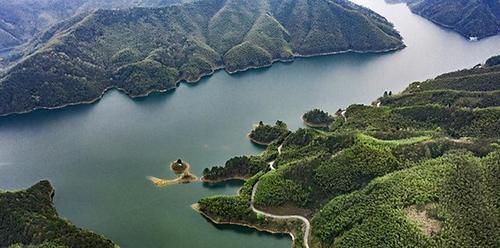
[0,0,404,116]
[0,181,116,248]
[387,0,500,39]
[0,0,188,52]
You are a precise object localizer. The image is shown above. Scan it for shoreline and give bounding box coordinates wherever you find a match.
[0,45,404,117]
[409,9,497,40]
[302,117,331,128]
[247,133,273,146]
[251,182,311,248]
[191,203,298,244]
[148,160,199,187]
[147,175,199,187]
[225,45,405,75]
[200,176,248,184]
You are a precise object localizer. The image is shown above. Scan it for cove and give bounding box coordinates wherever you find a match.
[1,0,500,247]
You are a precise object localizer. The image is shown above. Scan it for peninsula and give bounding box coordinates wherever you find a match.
[195,55,500,248]
[387,0,500,40]
[248,121,290,146]
[148,159,198,187]
[302,109,335,128]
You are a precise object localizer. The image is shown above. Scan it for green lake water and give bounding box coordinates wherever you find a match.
[1,0,500,247]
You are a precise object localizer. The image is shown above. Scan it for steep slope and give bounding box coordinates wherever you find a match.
[0,0,188,51]
[196,55,500,248]
[311,150,500,248]
[0,181,116,248]
[0,0,404,116]
[388,0,500,39]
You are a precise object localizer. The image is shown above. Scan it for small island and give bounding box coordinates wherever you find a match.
[302,109,335,128]
[248,120,290,146]
[148,159,198,187]
[171,159,189,174]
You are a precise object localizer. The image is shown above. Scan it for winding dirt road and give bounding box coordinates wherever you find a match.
[255,143,311,248]
[251,182,311,248]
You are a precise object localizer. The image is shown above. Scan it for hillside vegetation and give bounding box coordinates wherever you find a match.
[0,0,188,52]
[249,120,290,145]
[0,181,116,248]
[388,0,500,39]
[196,55,500,247]
[0,0,404,116]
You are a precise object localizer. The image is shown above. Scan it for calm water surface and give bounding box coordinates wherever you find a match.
[1,0,500,247]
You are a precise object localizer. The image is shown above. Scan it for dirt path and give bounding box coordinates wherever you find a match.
[251,182,311,248]
[341,110,347,122]
[268,144,284,171]
[257,143,310,248]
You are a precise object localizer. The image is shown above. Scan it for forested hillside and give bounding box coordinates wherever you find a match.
[387,0,500,39]
[0,181,116,248]
[0,0,404,116]
[196,55,500,248]
[0,0,188,51]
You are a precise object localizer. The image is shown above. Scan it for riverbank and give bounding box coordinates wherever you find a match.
[192,203,304,248]
[200,175,249,184]
[302,119,330,128]
[302,117,330,128]
[195,139,311,248]
[409,9,497,40]
[225,45,406,75]
[0,46,404,117]
[248,134,273,146]
[251,182,311,248]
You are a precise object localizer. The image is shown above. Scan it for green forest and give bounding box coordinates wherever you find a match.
[196,55,500,248]
[0,181,116,248]
[248,120,290,145]
[0,0,404,116]
[388,0,500,39]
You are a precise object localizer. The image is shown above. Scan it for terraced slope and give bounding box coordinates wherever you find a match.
[0,0,404,116]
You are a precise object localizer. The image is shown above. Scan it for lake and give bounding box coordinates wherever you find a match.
[1,0,499,247]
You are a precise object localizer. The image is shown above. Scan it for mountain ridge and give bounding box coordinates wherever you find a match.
[0,0,404,116]
[387,0,500,39]
[0,0,189,52]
